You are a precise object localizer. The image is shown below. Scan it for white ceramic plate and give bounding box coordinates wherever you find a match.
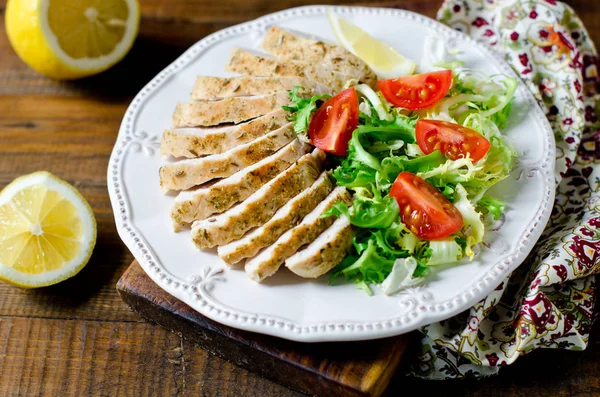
[108,5,555,342]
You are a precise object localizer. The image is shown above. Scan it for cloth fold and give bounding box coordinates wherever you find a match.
[410,0,600,379]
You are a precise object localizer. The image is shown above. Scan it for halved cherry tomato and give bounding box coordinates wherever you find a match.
[415,120,491,162]
[390,172,463,240]
[308,87,359,156]
[377,70,453,110]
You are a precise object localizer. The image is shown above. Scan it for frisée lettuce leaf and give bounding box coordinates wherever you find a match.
[427,239,463,266]
[323,186,399,229]
[282,86,331,134]
[453,184,485,258]
[419,136,516,200]
[477,196,506,221]
[382,257,424,295]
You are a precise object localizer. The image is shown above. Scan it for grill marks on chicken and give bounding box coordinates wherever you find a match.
[160,26,368,282]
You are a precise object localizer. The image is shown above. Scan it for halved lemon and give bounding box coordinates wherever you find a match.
[328,11,416,79]
[0,172,97,288]
[6,0,140,80]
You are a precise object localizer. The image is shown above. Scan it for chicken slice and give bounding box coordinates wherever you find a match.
[218,171,333,265]
[170,139,310,231]
[261,26,377,87]
[173,92,290,128]
[244,186,351,283]
[190,76,331,101]
[226,48,352,92]
[159,123,294,192]
[191,149,326,249]
[162,108,290,159]
[285,216,354,278]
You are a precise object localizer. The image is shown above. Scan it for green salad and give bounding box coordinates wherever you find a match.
[284,39,518,295]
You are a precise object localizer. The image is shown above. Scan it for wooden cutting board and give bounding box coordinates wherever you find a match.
[117,261,414,397]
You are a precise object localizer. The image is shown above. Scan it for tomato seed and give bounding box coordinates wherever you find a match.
[411,209,421,223]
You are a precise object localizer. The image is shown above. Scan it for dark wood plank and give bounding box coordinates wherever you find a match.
[3,308,598,397]
[117,261,412,397]
[0,317,302,397]
[2,269,599,397]
[135,0,440,22]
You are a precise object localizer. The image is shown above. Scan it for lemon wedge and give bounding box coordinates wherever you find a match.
[0,172,97,288]
[6,0,140,80]
[328,11,416,79]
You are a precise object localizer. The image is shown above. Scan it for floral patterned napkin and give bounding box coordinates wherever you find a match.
[410,0,600,379]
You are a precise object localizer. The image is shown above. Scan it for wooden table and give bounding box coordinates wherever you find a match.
[1,0,599,395]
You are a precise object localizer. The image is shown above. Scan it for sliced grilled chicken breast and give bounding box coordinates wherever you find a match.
[191,76,331,101]
[261,26,377,87]
[285,216,354,278]
[191,150,325,249]
[226,48,352,92]
[160,123,294,192]
[173,92,290,128]
[162,108,289,159]
[244,186,351,283]
[170,139,309,231]
[218,171,333,265]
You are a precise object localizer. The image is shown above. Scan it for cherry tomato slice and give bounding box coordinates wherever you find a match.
[308,87,359,156]
[377,70,453,110]
[390,172,463,240]
[415,120,491,162]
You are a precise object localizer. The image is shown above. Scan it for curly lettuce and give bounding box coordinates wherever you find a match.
[477,196,506,221]
[323,186,399,229]
[453,184,485,259]
[282,86,331,134]
[419,136,516,200]
[382,257,424,295]
[428,239,463,266]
